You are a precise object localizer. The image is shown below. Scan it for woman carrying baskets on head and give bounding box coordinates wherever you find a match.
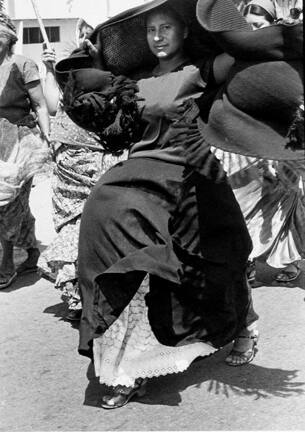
[56,0,303,408]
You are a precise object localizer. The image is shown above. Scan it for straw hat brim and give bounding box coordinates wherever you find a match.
[90,0,221,76]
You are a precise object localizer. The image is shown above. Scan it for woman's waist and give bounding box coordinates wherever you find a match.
[129,147,185,166]
[129,127,185,165]
[0,112,37,128]
[98,157,185,190]
[50,113,101,147]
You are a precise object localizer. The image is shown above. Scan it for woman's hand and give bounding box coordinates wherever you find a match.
[164,102,186,123]
[41,48,56,71]
[40,134,51,149]
[41,47,60,115]
[83,39,99,58]
[83,39,105,69]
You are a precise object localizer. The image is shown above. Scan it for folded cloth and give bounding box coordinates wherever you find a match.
[59,70,145,155]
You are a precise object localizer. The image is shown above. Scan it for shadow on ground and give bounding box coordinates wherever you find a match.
[0,271,41,293]
[83,349,305,409]
[43,301,80,329]
[255,260,305,290]
[0,240,48,293]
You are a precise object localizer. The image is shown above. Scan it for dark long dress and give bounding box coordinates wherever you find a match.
[78,61,257,358]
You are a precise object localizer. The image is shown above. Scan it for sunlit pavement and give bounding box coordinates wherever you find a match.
[1,176,305,431]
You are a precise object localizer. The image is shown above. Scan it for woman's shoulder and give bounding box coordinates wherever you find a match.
[12,54,38,69]
[12,55,40,84]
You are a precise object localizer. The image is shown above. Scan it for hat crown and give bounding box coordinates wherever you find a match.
[226,60,303,124]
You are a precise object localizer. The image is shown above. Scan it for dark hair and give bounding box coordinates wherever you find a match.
[8,38,16,51]
[0,12,17,33]
[0,12,18,51]
[145,3,188,28]
[243,4,274,23]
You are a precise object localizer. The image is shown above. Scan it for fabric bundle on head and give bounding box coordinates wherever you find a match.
[60,69,145,155]
[195,0,304,161]
[0,12,18,44]
[244,0,277,19]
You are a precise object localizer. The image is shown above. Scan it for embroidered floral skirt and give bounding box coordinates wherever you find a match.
[38,144,127,309]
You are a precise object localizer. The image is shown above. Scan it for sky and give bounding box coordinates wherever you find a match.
[4,0,148,23]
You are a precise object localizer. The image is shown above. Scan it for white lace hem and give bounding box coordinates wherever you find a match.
[93,276,216,388]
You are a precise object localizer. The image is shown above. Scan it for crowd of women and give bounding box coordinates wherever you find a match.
[0,0,303,410]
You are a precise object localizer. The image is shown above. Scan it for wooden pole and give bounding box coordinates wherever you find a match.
[106,0,111,18]
[29,0,51,49]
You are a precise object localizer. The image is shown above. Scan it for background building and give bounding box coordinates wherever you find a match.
[2,0,149,68]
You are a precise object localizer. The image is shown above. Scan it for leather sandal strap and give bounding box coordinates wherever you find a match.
[236,334,258,340]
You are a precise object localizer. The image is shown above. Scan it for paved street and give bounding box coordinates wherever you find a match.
[1,177,305,431]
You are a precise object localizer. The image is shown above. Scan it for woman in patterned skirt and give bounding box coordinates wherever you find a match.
[38,28,127,320]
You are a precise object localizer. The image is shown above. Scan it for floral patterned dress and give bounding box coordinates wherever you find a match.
[38,108,126,309]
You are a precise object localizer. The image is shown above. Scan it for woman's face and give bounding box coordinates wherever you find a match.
[146,10,187,60]
[245,12,271,29]
[0,35,10,58]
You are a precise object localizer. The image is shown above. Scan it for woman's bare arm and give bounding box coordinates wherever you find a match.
[42,49,61,115]
[27,81,50,142]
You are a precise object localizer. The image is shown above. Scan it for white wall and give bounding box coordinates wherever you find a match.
[13,18,78,69]
[4,0,150,75]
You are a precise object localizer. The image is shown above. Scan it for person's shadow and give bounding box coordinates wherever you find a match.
[43,301,80,329]
[255,259,305,290]
[0,240,48,293]
[83,348,305,408]
[0,271,41,293]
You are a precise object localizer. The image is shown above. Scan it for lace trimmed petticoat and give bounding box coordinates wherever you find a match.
[93,276,217,388]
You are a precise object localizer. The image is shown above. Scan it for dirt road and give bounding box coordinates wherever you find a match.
[1,178,305,431]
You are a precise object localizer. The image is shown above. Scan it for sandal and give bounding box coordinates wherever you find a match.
[0,271,17,289]
[246,261,264,287]
[101,378,147,409]
[16,248,40,275]
[225,330,259,367]
[275,264,301,283]
[66,309,82,321]
[16,263,38,275]
[246,260,256,284]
